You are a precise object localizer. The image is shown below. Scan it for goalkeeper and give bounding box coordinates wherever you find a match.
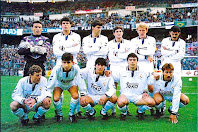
[18,21,50,76]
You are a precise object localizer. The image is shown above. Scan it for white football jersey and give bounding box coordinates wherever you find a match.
[52,31,81,65]
[130,36,156,75]
[108,39,131,66]
[81,68,116,97]
[149,74,182,113]
[12,76,50,104]
[82,34,108,68]
[47,64,86,94]
[113,67,148,96]
[161,37,185,62]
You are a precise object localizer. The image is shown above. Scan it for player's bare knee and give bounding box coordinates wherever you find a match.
[53,96,61,102]
[148,99,155,106]
[71,93,79,100]
[10,101,20,111]
[148,85,154,93]
[181,94,189,105]
[117,99,126,107]
[109,95,117,103]
[42,101,51,109]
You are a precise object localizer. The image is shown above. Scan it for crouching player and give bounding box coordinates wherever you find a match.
[80,58,117,121]
[151,63,189,123]
[10,65,51,126]
[47,52,86,123]
[114,53,155,120]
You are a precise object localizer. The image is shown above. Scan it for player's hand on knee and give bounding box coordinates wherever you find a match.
[99,95,107,105]
[142,93,149,99]
[80,96,87,106]
[169,114,178,124]
[24,98,36,109]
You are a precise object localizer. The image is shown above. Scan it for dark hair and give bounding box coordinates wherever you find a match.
[95,58,106,66]
[113,26,124,32]
[32,21,43,27]
[60,17,72,24]
[127,53,138,61]
[61,52,73,61]
[162,63,174,71]
[29,65,42,75]
[91,20,103,27]
[170,26,181,32]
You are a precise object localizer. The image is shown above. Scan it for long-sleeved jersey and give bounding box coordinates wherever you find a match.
[47,64,86,94]
[148,74,182,113]
[52,32,81,65]
[108,39,131,70]
[113,67,148,96]
[18,35,51,63]
[130,36,156,75]
[11,76,51,104]
[81,68,116,97]
[82,34,108,68]
[161,37,185,62]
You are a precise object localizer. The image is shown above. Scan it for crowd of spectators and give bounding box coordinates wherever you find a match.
[1,0,197,29]
[1,5,197,29]
[1,44,56,76]
[2,0,196,15]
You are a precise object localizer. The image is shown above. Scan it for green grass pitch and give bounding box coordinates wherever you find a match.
[1,76,197,132]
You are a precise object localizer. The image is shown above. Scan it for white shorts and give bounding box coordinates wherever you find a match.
[87,93,103,105]
[55,81,76,91]
[122,93,142,104]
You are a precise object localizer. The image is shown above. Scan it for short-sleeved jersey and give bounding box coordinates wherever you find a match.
[108,39,131,65]
[161,37,185,63]
[82,34,108,62]
[11,76,50,104]
[113,67,148,95]
[52,31,81,65]
[81,68,116,97]
[47,64,86,93]
[148,74,182,113]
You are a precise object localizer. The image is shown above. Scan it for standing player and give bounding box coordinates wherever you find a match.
[82,20,108,69]
[52,17,81,65]
[152,63,189,123]
[108,26,132,116]
[161,26,185,78]
[80,58,117,121]
[47,53,86,123]
[10,65,51,126]
[18,21,50,76]
[130,22,156,76]
[52,17,83,118]
[114,53,155,120]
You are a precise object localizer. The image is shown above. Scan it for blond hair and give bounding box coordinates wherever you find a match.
[136,22,149,32]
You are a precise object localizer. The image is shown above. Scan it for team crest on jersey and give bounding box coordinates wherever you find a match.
[139,74,143,78]
[39,87,42,90]
[103,82,106,86]
[172,86,175,89]
[38,40,44,45]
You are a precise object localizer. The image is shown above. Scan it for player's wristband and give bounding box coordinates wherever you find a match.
[145,56,148,60]
[46,96,51,98]
[80,93,85,97]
